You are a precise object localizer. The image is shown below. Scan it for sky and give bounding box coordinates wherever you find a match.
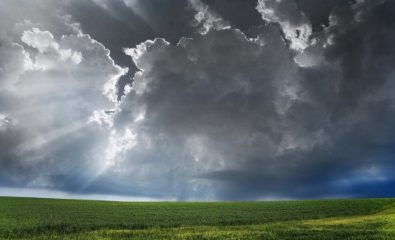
[1,0,395,201]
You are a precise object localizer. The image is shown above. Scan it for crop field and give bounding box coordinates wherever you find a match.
[0,197,395,239]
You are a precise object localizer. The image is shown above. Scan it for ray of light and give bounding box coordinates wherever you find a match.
[16,120,88,152]
[79,128,137,192]
[92,0,158,35]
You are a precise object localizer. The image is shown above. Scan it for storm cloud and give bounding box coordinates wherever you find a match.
[1,0,395,200]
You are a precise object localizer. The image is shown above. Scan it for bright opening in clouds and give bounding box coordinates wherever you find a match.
[1,0,395,201]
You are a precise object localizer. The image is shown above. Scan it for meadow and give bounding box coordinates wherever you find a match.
[0,197,395,239]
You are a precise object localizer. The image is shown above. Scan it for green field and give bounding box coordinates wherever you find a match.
[0,197,395,239]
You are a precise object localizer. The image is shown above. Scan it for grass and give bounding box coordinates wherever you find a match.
[0,197,394,239]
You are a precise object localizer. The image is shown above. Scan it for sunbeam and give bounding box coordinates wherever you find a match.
[16,120,88,152]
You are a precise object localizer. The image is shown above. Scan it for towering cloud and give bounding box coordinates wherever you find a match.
[112,0,395,199]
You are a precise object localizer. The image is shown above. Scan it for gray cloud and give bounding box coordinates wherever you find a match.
[295,0,352,31]
[61,0,201,99]
[256,0,312,52]
[1,0,395,200]
[0,6,126,194]
[109,0,395,200]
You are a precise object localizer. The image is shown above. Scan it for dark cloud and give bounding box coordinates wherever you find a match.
[295,0,355,32]
[0,123,27,186]
[61,0,199,99]
[1,0,395,200]
[113,0,395,200]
